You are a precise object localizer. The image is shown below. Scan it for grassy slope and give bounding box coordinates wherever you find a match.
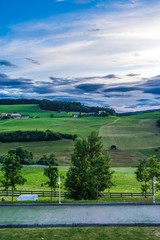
[0,104,73,117]
[0,227,160,240]
[0,104,160,166]
[0,167,141,193]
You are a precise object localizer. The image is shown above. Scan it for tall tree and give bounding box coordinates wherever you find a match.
[135,159,150,197]
[135,156,160,196]
[8,147,33,164]
[43,156,58,200]
[65,131,114,200]
[0,154,27,201]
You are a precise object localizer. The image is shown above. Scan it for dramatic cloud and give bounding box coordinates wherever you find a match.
[126,73,140,77]
[26,58,40,65]
[0,73,33,88]
[49,77,75,85]
[104,86,141,93]
[76,84,105,92]
[0,60,18,68]
[103,74,120,79]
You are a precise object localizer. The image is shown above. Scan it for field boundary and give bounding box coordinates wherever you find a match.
[1,222,160,228]
[0,190,152,198]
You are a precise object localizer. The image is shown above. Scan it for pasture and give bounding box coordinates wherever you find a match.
[0,104,160,166]
[0,166,142,194]
[0,226,159,240]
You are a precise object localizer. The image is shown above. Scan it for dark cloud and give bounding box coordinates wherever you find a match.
[104,94,132,98]
[103,74,120,79]
[137,99,149,102]
[32,86,55,94]
[0,73,33,88]
[76,83,105,92]
[104,86,140,93]
[26,58,40,65]
[0,60,18,68]
[49,77,75,85]
[126,73,140,77]
[144,88,160,95]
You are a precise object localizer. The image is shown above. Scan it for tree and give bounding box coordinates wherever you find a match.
[43,156,58,200]
[135,156,160,196]
[0,154,27,201]
[65,131,114,200]
[135,159,150,197]
[8,147,33,164]
[89,153,114,200]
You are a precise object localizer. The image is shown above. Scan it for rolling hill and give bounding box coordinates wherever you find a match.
[0,104,160,167]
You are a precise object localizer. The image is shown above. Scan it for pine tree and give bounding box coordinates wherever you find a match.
[65,131,114,200]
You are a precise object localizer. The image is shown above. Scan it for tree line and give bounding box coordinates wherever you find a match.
[1,131,160,201]
[0,130,77,143]
[0,131,114,201]
[0,98,116,115]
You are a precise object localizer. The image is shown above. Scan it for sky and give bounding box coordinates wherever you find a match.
[0,0,160,112]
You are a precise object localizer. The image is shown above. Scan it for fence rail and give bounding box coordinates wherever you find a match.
[0,190,152,199]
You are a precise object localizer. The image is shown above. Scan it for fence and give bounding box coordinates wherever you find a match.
[0,190,152,199]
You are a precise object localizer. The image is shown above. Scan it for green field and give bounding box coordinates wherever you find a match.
[0,227,160,240]
[0,104,74,117]
[0,104,160,166]
[0,166,141,193]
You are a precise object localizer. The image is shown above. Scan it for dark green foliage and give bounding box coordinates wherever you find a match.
[43,154,58,200]
[8,147,34,165]
[135,159,150,196]
[39,99,116,115]
[50,114,54,118]
[0,98,117,115]
[1,116,10,120]
[37,154,57,165]
[157,119,160,127]
[0,154,27,200]
[65,131,114,200]
[135,156,160,195]
[0,130,77,142]
[0,99,40,105]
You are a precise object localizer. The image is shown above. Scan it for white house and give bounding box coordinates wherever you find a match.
[10,112,21,118]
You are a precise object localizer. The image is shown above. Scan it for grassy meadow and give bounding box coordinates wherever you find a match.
[0,166,142,193]
[0,104,160,166]
[1,226,160,240]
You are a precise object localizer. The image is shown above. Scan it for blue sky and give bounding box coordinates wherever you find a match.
[0,0,160,112]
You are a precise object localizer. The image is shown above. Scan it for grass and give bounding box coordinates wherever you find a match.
[0,104,74,118]
[0,115,116,137]
[0,139,74,163]
[0,227,160,240]
[0,166,141,193]
[0,104,160,167]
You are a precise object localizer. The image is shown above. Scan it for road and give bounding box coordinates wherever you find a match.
[0,204,159,226]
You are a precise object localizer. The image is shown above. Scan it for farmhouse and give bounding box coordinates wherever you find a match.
[1,112,8,117]
[72,114,79,118]
[10,112,21,118]
[21,115,30,119]
[98,110,106,114]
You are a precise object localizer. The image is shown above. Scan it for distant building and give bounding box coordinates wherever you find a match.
[10,112,21,118]
[21,115,30,119]
[1,112,8,117]
[72,114,79,118]
[88,112,95,115]
[98,111,106,115]
[110,145,117,150]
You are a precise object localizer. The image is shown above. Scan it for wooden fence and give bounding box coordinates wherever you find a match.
[0,190,152,199]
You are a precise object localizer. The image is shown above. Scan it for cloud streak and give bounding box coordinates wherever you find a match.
[0,60,18,68]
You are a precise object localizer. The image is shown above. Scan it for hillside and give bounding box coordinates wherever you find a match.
[0,104,160,166]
